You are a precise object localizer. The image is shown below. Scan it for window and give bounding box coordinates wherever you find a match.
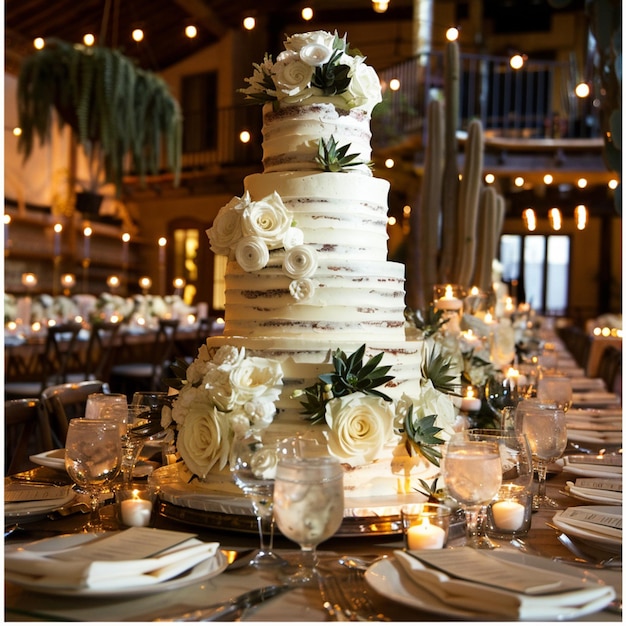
[499,234,570,314]
[181,71,217,152]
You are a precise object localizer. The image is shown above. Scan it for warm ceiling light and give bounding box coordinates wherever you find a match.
[387,216,397,226]
[83,226,92,237]
[4,214,11,225]
[83,33,95,46]
[389,78,401,91]
[385,158,394,168]
[185,25,198,39]
[403,205,411,217]
[575,82,590,98]
[577,177,588,188]
[12,127,22,137]
[509,54,525,70]
[484,173,495,184]
[372,0,390,13]
[107,275,121,289]
[445,27,459,42]
[122,232,131,243]
[574,204,588,230]
[54,223,63,234]
[243,16,256,30]
[239,130,251,143]
[543,173,553,184]
[523,208,536,232]
[549,207,562,231]
[158,237,167,247]
[301,7,314,20]
[514,176,524,187]
[33,37,45,50]
[608,178,619,190]
[132,28,144,42]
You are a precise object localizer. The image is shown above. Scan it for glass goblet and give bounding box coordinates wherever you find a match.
[484,372,529,429]
[230,431,284,568]
[536,374,573,412]
[65,418,122,532]
[273,456,344,585]
[441,431,502,549]
[514,401,567,509]
[85,392,127,420]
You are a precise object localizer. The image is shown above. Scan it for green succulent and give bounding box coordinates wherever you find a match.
[404,305,446,338]
[402,406,445,467]
[296,344,393,423]
[422,347,460,396]
[315,136,373,172]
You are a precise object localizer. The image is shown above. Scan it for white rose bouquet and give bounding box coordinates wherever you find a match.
[161,343,283,479]
[240,30,382,115]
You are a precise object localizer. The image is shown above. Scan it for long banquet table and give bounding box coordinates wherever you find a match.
[4,463,622,622]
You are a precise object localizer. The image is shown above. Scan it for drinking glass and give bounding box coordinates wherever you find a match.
[536,374,573,411]
[85,392,127,420]
[130,390,170,440]
[467,428,533,546]
[484,371,529,428]
[441,431,502,549]
[273,456,344,585]
[65,418,122,532]
[514,401,567,508]
[230,431,284,568]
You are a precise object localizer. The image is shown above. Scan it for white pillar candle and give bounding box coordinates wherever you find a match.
[407,520,446,550]
[492,499,525,531]
[460,387,482,412]
[121,493,152,527]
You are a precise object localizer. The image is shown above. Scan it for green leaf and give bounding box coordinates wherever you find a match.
[315,135,373,172]
[401,407,445,467]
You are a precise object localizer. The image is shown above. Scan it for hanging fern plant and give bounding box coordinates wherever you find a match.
[16,38,182,197]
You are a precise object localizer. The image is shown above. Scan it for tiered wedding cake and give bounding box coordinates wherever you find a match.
[163,31,459,502]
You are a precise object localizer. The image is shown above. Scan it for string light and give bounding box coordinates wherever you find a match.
[509,54,525,70]
[239,130,251,143]
[33,37,45,50]
[185,25,197,39]
[389,78,401,91]
[445,27,459,42]
[132,28,144,42]
[484,173,495,184]
[243,16,256,30]
[514,176,525,187]
[543,174,553,184]
[385,158,394,168]
[302,7,314,20]
[577,177,588,188]
[12,127,21,137]
[83,33,95,46]
[608,179,618,190]
[575,82,590,98]
[372,0,390,13]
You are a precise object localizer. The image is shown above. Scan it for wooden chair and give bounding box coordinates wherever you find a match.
[5,321,83,400]
[596,346,622,397]
[76,319,122,383]
[5,398,54,475]
[110,318,181,397]
[39,380,110,447]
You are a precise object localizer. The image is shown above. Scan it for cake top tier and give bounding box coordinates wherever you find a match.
[240,30,383,115]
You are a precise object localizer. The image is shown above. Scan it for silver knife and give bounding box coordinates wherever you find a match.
[154,583,292,621]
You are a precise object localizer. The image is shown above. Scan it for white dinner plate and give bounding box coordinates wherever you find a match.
[4,493,76,521]
[5,533,228,597]
[364,550,617,621]
[572,392,621,408]
[565,483,622,505]
[29,449,66,471]
[552,506,622,551]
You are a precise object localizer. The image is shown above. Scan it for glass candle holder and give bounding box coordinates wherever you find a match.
[486,484,532,538]
[115,485,158,528]
[401,503,451,550]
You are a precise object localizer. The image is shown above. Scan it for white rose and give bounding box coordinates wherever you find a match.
[212,345,245,370]
[283,245,318,279]
[413,380,458,441]
[284,31,338,53]
[203,366,236,412]
[230,356,283,403]
[282,226,304,250]
[325,392,395,465]
[171,385,206,425]
[273,51,313,97]
[235,236,270,272]
[249,447,279,480]
[241,192,292,249]
[289,278,315,302]
[206,194,247,255]
[300,42,332,67]
[244,398,277,430]
[176,405,231,478]
[343,58,382,114]
[229,414,252,438]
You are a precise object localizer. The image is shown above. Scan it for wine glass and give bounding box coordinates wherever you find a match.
[441,431,502,549]
[514,400,567,509]
[273,456,344,585]
[85,392,127,420]
[488,322,516,370]
[467,428,533,546]
[536,374,573,412]
[65,418,122,532]
[230,431,284,568]
[485,371,529,429]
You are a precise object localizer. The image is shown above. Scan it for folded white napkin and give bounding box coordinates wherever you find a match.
[569,377,607,392]
[559,455,623,478]
[553,505,622,540]
[565,480,622,504]
[394,549,615,620]
[5,532,219,590]
[572,391,621,407]
[4,484,75,514]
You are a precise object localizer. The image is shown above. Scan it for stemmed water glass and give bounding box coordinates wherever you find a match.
[230,431,284,568]
[485,371,530,429]
[273,456,344,585]
[536,374,573,412]
[441,431,502,549]
[65,418,122,532]
[514,400,568,509]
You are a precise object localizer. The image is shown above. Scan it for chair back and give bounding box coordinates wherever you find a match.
[40,380,110,447]
[5,398,54,474]
[150,318,181,387]
[597,346,622,396]
[83,319,122,382]
[42,321,84,386]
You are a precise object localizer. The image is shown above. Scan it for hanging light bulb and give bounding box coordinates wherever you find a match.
[302,7,314,20]
[549,207,562,231]
[575,82,590,98]
[574,205,588,230]
[132,28,144,42]
[185,25,198,39]
[523,208,536,232]
[243,16,256,30]
[372,0,390,13]
[445,27,459,42]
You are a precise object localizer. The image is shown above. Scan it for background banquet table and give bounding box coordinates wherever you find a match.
[4,466,621,622]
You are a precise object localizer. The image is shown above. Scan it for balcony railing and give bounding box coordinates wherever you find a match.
[177,51,601,174]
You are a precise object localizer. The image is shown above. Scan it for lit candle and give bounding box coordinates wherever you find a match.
[4,214,11,251]
[407,520,446,550]
[53,223,62,257]
[492,499,525,531]
[120,490,152,527]
[461,386,482,412]
[122,232,130,266]
[435,284,463,311]
[83,225,92,259]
